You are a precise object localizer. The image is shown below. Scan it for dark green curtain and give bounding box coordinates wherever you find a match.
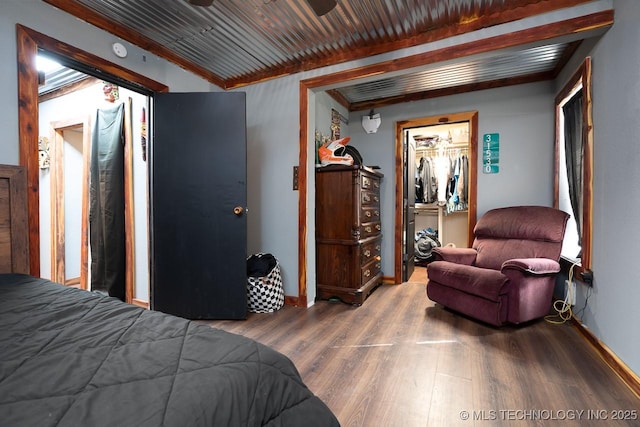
[90,103,125,301]
[562,90,584,251]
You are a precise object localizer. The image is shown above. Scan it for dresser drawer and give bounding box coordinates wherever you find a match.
[361,174,381,191]
[361,256,382,285]
[360,221,381,239]
[361,190,380,206]
[361,206,380,222]
[360,239,382,264]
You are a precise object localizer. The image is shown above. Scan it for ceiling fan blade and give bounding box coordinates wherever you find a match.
[187,0,214,6]
[306,0,337,16]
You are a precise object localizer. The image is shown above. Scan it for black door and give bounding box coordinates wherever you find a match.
[403,130,416,282]
[150,92,247,319]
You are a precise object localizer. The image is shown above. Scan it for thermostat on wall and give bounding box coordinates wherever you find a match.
[112,42,128,58]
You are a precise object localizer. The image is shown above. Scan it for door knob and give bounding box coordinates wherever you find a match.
[233,206,244,216]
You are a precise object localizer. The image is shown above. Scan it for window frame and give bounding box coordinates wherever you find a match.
[554,57,593,280]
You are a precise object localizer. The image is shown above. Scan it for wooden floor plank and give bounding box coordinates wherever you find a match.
[203,268,640,426]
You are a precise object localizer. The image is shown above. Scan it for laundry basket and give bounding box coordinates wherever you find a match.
[246,253,284,313]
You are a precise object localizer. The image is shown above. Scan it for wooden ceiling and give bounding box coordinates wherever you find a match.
[42,0,612,110]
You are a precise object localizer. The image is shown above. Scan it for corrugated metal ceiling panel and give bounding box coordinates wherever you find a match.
[73,0,512,81]
[338,43,568,103]
[38,66,91,96]
[40,0,606,108]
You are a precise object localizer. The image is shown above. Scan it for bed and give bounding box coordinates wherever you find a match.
[0,165,339,426]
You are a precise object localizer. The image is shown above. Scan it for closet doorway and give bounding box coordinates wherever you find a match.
[394,111,478,283]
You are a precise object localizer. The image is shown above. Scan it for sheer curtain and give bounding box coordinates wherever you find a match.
[562,90,584,250]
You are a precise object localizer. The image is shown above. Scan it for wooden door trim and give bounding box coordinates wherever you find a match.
[49,122,64,284]
[123,98,135,303]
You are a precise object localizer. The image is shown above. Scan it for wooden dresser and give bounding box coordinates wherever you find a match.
[0,165,29,275]
[315,165,383,305]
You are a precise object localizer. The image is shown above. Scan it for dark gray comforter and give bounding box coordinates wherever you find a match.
[0,274,339,427]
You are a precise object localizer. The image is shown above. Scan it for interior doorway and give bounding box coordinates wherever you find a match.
[394,111,479,284]
[17,25,168,305]
[38,72,150,302]
[46,117,91,289]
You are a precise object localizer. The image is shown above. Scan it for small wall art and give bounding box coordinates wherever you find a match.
[38,136,50,169]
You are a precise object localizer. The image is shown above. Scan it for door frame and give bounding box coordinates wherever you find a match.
[394,111,478,283]
[49,116,91,288]
[16,25,167,303]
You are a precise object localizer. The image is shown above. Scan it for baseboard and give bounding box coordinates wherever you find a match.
[284,295,300,307]
[382,275,395,284]
[571,316,640,399]
[131,298,149,309]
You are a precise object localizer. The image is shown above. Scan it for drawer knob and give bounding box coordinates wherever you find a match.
[364,250,371,257]
[376,245,381,251]
[364,269,371,277]
[363,195,370,202]
[374,196,379,202]
[375,224,381,231]
[365,226,372,233]
[365,211,371,217]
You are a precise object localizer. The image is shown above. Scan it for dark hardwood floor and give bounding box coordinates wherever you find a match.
[204,267,640,426]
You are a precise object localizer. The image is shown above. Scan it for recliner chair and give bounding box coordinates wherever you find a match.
[426,206,569,326]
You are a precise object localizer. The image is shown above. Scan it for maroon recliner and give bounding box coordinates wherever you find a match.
[426,206,569,326]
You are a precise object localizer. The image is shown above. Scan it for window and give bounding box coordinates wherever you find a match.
[555,57,593,279]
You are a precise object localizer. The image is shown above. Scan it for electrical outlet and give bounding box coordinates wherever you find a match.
[564,280,576,306]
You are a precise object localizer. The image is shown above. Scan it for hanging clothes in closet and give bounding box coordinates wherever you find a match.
[446,150,469,214]
[415,148,468,214]
[416,156,437,204]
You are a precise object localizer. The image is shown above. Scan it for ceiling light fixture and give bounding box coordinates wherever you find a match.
[362,110,381,134]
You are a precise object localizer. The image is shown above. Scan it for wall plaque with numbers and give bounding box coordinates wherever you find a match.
[483,133,499,174]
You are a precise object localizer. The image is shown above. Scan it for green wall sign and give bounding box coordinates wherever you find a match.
[483,133,500,174]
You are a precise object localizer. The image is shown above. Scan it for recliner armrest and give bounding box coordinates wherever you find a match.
[501,258,560,275]
[432,247,477,265]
